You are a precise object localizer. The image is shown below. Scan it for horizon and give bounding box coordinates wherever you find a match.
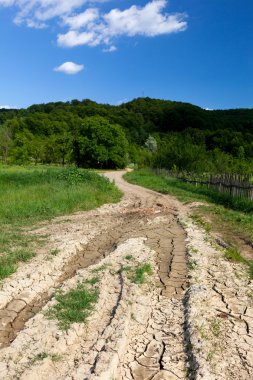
[1,96,253,112]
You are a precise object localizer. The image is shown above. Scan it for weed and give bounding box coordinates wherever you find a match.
[132,263,153,284]
[46,282,99,330]
[225,247,244,263]
[180,221,188,229]
[191,214,212,232]
[50,249,60,256]
[224,246,253,278]
[118,265,132,274]
[85,276,100,285]
[234,271,242,279]
[125,255,133,261]
[210,319,222,337]
[188,260,197,270]
[196,324,208,340]
[31,352,62,363]
[0,250,36,280]
[207,350,215,362]
[51,353,62,362]
[109,269,117,275]
[92,263,110,273]
[32,352,48,363]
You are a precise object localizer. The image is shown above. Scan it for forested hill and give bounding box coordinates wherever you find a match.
[2,97,253,135]
[1,98,253,171]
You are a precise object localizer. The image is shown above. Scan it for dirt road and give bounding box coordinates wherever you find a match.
[0,171,252,379]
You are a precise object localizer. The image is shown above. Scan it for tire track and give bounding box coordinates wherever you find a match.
[0,171,189,379]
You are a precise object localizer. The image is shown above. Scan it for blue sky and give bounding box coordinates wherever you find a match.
[0,0,252,110]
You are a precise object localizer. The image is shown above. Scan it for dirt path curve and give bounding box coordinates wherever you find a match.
[1,171,253,379]
[0,171,188,380]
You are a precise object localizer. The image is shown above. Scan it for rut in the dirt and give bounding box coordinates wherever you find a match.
[0,210,137,348]
[116,217,187,380]
[0,205,186,351]
[0,172,190,380]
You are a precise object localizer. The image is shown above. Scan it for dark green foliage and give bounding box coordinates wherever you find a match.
[72,116,129,169]
[1,97,253,171]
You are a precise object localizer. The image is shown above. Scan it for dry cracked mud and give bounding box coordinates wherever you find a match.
[0,171,252,380]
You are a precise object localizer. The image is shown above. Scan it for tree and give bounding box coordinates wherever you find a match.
[10,129,34,164]
[73,116,129,169]
[144,135,157,152]
[0,122,13,163]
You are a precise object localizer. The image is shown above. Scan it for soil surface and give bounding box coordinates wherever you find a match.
[0,171,252,380]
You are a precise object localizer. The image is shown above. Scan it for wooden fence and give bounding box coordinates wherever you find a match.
[153,169,253,201]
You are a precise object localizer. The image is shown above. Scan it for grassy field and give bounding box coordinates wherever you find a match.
[0,166,122,280]
[125,169,253,277]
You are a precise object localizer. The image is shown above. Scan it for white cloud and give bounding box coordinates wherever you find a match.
[62,8,99,30]
[57,30,95,47]
[103,1,186,37]
[54,61,84,74]
[102,45,117,53]
[57,1,187,48]
[0,0,105,26]
[0,0,187,50]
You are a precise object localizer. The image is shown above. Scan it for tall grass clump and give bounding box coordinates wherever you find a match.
[46,282,99,330]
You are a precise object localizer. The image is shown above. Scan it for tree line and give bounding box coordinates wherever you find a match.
[0,97,253,173]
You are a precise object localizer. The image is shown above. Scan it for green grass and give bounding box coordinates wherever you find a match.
[191,214,212,232]
[85,276,100,285]
[51,353,62,362]
[132,263,153,284]
[224,247,253,278]
[49,249,60,256]
[225,247,244,262]
[46,282,99,330]
[117,262,153,284]
[0,166,122,280]
[31,352,62,363]
[125,255,133,261]
[91,263,110,273]
[32,352,48,362]
[118,265,132,274]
